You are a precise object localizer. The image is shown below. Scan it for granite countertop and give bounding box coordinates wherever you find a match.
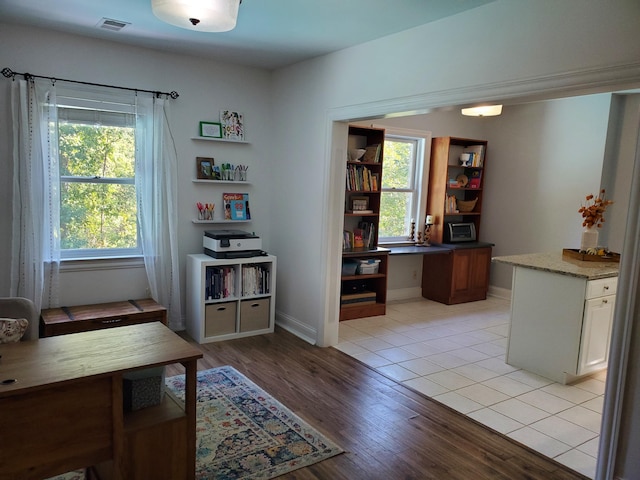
[492,251,620,280]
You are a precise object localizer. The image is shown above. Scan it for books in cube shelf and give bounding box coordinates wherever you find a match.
[223,193,250,220]
[205,266,236,300]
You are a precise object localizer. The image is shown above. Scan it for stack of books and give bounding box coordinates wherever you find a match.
[340,291,377,306]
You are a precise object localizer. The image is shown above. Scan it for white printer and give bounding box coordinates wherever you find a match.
[203,230,263,258]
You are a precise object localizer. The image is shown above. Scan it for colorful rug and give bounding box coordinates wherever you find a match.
[165,365,343,479]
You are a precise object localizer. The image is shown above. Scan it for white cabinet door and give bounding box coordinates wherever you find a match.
[578,294,615,375]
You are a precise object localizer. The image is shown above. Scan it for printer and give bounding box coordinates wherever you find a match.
[203,230,263,258]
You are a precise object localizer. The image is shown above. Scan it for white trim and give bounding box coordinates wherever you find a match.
[275,310,317,345]
[596,101,640,480]
[487,285,511,302]
[387,287,422,302]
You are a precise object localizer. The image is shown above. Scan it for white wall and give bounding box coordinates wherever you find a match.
[376,95,615,293]
[270,0,640,345]
[0,24,274,317]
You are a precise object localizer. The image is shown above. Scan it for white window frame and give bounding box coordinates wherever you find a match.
[376,127,432,245]
[57,93,141,260]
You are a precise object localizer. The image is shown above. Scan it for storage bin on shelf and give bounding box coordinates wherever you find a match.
[342,259,359,276]
[358,259,381,274]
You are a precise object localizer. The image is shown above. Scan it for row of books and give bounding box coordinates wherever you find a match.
[346,164,379,192]
[343,222,376,250]
[205,266,236,300]
[445,194,458,214]
[241,264,271,296]
[205,264,270,300]
[464,145,485,167]
[340,290,377,306]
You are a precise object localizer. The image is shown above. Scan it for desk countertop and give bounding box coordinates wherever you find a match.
[387,241,494,255]
[0,322,202,396]
[492,251,620,280]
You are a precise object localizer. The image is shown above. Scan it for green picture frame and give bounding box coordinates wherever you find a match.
[199,121,223,138]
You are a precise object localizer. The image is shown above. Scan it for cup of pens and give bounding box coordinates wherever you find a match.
[197,202,214,220]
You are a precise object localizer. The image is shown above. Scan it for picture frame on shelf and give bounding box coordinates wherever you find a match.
[196,157,215,179]
[220,110,245,141]
[199,121,223,138]
[350,195,372,213]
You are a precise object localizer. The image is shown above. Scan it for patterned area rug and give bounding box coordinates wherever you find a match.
[165,365,343,479]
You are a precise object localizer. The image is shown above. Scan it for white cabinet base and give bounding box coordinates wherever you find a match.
[506,266,615,384]
[186,253,276,344]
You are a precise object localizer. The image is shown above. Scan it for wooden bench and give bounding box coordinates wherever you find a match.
[40,298,167,337]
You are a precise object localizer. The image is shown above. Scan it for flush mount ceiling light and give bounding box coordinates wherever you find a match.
[151,0,241,32]
[461,105,503,117]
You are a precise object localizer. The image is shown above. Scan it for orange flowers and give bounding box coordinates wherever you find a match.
[579,189,613,228]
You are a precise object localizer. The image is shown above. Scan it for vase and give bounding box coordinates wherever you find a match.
[580,226,599,251]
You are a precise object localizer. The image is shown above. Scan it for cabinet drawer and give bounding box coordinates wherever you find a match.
[240,298,270,332]
[586,277,618,299]
[205,302,237,337]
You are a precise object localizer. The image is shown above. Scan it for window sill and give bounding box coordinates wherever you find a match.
[60,256,145,272]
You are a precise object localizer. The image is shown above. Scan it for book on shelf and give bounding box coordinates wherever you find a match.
[241,264,270,296]
[223,192,249,220]
[341,291,377,306]
[353,228,365,248]
[362,144,381,163]
[346,164,379,192]
[464,145,485,167]
[466,168,482,188]
[205,266,236,300]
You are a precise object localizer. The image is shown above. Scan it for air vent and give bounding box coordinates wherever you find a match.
[96,18,130,32]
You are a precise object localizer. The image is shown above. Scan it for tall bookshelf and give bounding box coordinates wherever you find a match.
[426,137,488,244]
[340,125,389,321]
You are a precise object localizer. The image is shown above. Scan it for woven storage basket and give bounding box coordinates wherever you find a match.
[457,198,477,212]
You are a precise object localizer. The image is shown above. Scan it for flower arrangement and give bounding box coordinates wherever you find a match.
[579,189,613,228]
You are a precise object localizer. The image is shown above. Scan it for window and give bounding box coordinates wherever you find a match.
[378,129,430,243]
[57,94,140,259]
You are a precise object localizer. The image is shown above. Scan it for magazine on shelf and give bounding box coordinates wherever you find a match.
[223,192,248,220]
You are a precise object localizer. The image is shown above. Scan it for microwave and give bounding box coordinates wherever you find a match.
[444,222,477,243]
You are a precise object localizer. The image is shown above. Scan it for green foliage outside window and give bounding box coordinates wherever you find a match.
[379,140,414,238]
[58,124,138,250]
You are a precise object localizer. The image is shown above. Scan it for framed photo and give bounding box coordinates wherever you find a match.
[219,110,245,141]
[199,121,223,138]
[350,195,370,212]
[196,157,215,179]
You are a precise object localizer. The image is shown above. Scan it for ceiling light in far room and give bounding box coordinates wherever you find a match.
[151,0,241,32]
[461,105,503,117]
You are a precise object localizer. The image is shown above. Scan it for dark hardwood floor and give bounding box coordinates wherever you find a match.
[166,327,589,480]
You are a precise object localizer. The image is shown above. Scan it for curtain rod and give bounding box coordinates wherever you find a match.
[1,67,179,99]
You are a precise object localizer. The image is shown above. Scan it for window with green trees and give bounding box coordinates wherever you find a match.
[58,98,139,259]
[378,134,427,242]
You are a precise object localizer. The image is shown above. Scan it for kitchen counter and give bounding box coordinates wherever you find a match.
[496,251,619,384]
[493,251,619,280]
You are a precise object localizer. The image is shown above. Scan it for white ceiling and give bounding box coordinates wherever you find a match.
[0,0,496,70]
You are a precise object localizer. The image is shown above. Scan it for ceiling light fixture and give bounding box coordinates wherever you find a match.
[461,105,503,117]
[151,0,241,32]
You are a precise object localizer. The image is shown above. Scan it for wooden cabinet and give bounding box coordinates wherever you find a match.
[421,246,492,305]
[0,323,201,480]
[186,253,276,343]
[340,248,389,321]
[340,125,387,320]
[426,137,487,244]
[506,267,617,384]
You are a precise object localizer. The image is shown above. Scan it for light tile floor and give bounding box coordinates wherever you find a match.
[336,296,605,479]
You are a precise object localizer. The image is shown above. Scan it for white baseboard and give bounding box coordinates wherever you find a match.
[387,287,422,302]
[488,285,511,301]
[275,310,316,345]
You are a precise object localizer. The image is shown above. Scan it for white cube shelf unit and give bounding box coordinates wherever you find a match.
[186,253,276,343]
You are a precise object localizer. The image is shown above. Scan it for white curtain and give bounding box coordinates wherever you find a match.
[136,96,183,330]
[10,78,60,340]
